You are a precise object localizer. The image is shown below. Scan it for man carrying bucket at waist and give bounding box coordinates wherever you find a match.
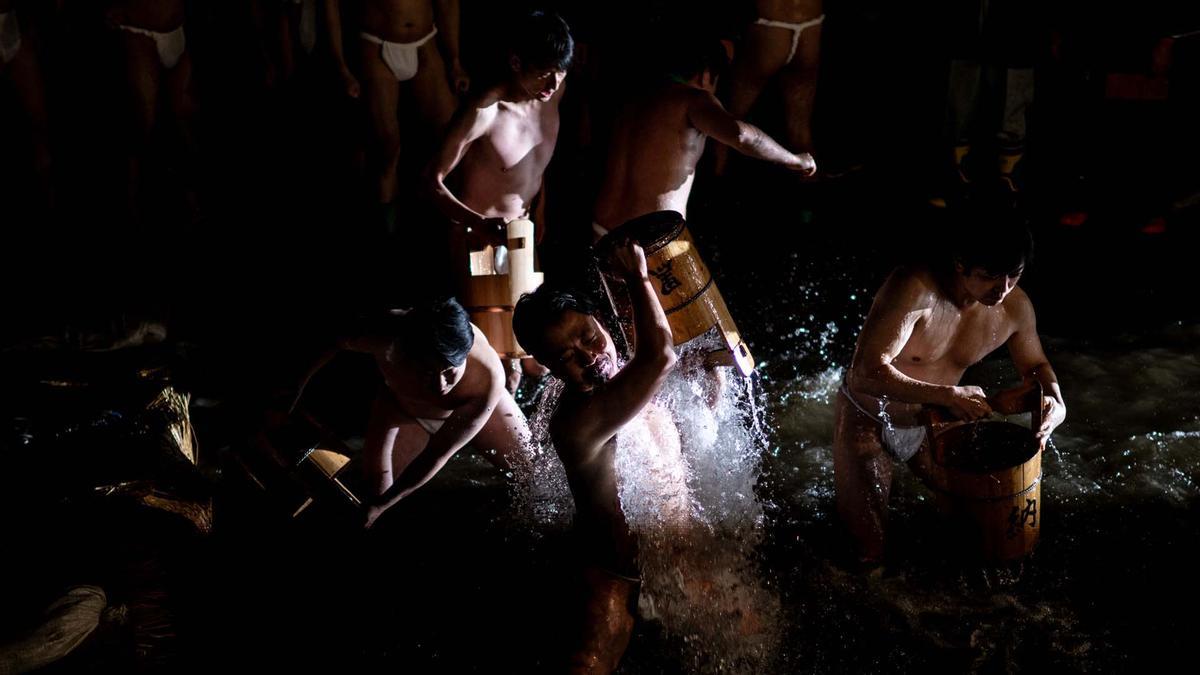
[427,10,573,392]
[833,206,1066,567]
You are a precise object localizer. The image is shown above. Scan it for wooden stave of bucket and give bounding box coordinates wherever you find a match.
[915,420,1042,561]
[595,211,755,376]
[458,219,543,359]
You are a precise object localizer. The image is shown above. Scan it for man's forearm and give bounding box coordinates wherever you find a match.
[628,274,674,357]
[850,364,951,407]
[736,123,805,168]
[429,176,485,228]
[1027,363,1065,405]
[373,428,473,509]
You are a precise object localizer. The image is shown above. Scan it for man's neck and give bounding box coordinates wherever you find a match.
[930,265,977,310]
[496,80,539,105]
[946,275,978,310]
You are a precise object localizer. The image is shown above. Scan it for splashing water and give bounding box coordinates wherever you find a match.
[615,333,782,673]
[512,376,574,532]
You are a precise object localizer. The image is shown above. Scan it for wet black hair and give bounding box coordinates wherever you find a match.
[394,298,475,367]
[949,204,1035,276]
[510,10,574,73]
[512,285,598,359]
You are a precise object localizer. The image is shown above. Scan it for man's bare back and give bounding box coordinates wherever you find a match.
[594,85,707,228]
[593,56,813,234]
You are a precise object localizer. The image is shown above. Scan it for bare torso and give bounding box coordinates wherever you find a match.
[553,395,687,572]
[112,0,185,32]
[362,0,435,43]
[348,326,494,421]
[847,267,1024,425]
[458,97,561,220]
[755,0,823,22]
[593,84,707,230]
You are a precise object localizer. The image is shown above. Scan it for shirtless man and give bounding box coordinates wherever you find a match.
[105,0,198,225]
[834,216,1066,565]
[512,241,681,673]
[428,9,571,242]
[327,0,469,220]
[428,10,572,389]
[0,0,52,211]
[288,299,531,529]
[715,0,823,176]
[592,37,815,235]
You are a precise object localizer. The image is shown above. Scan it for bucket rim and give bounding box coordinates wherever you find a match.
[594,210,686,257]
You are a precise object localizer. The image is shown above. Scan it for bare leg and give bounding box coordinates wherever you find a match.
[568,568,636,674]
[359,38,401,205]
[779,22,822,155]
[468,387,531,473]
[832,393,894,565]
[714,23,790,175]
[119,30,162,227]
[361,390,431,498]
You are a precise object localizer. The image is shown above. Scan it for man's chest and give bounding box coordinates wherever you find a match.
[902,307,1012,369]
[476,108,559,172]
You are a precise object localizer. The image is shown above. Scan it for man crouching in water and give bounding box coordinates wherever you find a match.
[513,241,680,674]
[289,298,531,529]
[834,214,1066,566]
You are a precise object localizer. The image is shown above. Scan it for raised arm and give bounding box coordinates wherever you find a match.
[687,90,815,175]
[571,242,678,452]
[848,271,991,420]
[1003,289,1066,441]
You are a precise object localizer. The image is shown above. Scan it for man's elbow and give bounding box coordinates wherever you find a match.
[733,126,756,153]
[847,363,886,391]
[654,347,678,373]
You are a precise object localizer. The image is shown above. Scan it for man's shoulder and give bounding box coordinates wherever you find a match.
[879,265,940,305]
[462,92,503,123]
[445,337,497,401]
[1000,286,1036,321]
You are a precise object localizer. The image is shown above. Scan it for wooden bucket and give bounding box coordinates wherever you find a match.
[459,218,544,358]
[594,211,755,376]
[915,408,1043,561]
[237,412,362,519]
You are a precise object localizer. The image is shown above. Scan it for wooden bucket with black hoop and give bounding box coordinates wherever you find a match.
[459,218,544,358]
[914,386,1045,561]
[594,211,755,376]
